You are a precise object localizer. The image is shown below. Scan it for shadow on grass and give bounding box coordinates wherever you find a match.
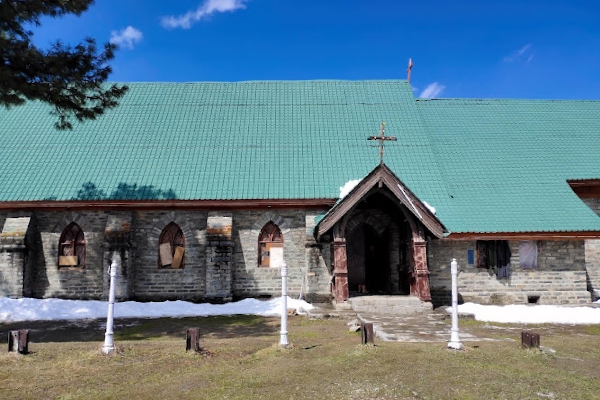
[0,315,278,344]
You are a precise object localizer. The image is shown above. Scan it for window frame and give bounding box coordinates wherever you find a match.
[258,221,284,268]
[58,222,86,269]
[158,222,186,269]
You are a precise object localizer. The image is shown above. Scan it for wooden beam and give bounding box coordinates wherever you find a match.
[446,231,600,240]
[568,179,600,198]
[0,198,337,211]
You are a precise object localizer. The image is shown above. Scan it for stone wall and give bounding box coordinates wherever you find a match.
[28,211,108,299]
[2,206,594,305]
[583,198,600,299]
[306,214,334,302]
[428,239,590,306]
[130,210,207,301]
[0,208,333,302]
[232,210,331,301]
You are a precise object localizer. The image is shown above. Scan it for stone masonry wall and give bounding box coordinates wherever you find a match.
[0,208,335,302]
[583,198,600,299]
[428,239,590,306]
[131,210,207,301]
[30,211,108,299]
[1,207,594,306]
[306,213,334,302]
[232,209,331,300]
[205,213,233,300]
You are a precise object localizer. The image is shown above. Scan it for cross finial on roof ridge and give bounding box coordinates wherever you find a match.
[367,122,397,165]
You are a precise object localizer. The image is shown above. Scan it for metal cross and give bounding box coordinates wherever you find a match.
[367,122,397,165]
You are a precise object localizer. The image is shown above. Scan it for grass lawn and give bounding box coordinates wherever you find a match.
[1,315,599,400]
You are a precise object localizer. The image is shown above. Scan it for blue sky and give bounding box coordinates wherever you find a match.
[31,0,600,99]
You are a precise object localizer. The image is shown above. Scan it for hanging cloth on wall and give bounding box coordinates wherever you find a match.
[487,242,497,270]
[496,240,511,278]
[519,241,538,269]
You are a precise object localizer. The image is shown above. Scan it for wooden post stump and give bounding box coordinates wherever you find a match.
[521,331,540,349]
[8,330,29,354]
[186,328,201,352]
[361,322,374,345]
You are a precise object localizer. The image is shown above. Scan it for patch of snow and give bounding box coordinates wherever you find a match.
[423,201,436,215]
[0,297,313,323]
[446,302,600,325]
[340,179,361,198]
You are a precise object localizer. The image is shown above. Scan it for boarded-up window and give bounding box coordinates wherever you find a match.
[258,221,284,268]
[58,223,85,268]
[159,222,185,269]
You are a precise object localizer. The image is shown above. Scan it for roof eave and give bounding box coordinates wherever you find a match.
[0,198,337,211]
[445,231,600,240]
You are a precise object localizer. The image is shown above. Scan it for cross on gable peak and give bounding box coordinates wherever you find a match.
[367,122,397,165]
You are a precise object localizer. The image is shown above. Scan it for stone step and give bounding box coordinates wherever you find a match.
[348,295,433,315]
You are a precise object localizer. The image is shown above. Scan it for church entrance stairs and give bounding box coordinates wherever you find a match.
[346,295,433,315]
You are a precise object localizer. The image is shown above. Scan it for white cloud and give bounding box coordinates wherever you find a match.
[109,26,143,49]
[526,53,534,64]
[419,82,446,99]
[503,44,532,63]
[161,0,249,29]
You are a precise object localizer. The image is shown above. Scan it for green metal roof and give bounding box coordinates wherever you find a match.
[1,80,599,234]
[416,98,600,233]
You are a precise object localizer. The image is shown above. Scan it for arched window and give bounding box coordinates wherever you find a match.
[158,222,185,269]
[58,222,86,268]
[258,221,284,268]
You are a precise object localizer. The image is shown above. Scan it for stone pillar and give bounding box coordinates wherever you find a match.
[205,213,233,301]
[0,247,26,297]
[103,248,130,301]
[0,217,31,298]
[333,238,349,302]
[103,214,132,301]
[411,239,432,301]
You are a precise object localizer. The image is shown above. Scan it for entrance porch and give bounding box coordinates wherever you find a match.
[314,164,446,305]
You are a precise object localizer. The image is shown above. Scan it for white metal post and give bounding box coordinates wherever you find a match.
[102,253,118,354]
[448,258,463,350]
[279,261,289,347]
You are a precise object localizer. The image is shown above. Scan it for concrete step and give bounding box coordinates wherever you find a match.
[305,303,358,320]
[347,295,433,315]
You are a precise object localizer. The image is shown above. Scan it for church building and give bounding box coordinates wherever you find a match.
[1,80,599,307]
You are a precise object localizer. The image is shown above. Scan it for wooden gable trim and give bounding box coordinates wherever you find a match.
[315,164,445,239]
[378,166,445,238]
[568,179,600,199]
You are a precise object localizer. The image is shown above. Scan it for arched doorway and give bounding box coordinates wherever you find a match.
[347,223,390,294]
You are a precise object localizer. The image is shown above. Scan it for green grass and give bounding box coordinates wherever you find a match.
[1,316,599,400]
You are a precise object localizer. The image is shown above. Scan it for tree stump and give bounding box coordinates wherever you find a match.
[8,330,29,354]
[361,322,374,345]
[186,328,201,352]
[521,331,540,349]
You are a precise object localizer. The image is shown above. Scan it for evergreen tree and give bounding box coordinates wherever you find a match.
[0,0,127,129]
